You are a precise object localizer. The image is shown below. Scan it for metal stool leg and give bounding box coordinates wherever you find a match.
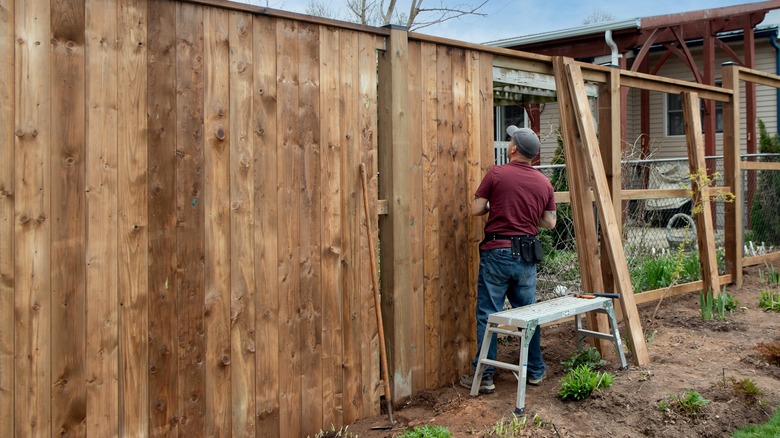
[514,320,536,415]
[471,322,497,396]
[605,302,629,370]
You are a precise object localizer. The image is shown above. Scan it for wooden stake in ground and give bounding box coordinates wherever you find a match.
[360,163,396,427]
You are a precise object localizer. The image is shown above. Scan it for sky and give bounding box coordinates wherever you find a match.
[233,0,780,44]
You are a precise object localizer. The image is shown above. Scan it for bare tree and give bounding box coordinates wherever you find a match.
[582,9,616,25]
[303,0,489,31]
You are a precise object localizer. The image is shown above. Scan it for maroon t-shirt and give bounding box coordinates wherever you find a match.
[475,161,556,250]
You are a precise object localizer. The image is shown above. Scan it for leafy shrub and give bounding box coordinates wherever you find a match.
[398,425,452,438]
[561,347,605,372]
[732,378,765,405]
[557,364,613,401]
[754,342,780,366]
[657,389,708,417]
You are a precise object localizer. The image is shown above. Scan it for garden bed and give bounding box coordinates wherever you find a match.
[348,265,780,437]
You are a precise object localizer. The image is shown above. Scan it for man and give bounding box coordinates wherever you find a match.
[460,125,557,394]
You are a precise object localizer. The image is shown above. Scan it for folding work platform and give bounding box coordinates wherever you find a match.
[470,295,629,414]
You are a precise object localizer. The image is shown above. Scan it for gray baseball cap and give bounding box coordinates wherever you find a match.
[506,125,540,158]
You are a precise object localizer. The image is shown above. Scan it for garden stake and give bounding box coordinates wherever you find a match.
[360,163,396,429]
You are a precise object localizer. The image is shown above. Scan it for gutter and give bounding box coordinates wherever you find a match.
[771,29,780,134]
[485,18,640,47]
[604,29,620,67]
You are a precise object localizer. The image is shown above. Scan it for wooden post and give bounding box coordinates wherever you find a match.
[377,25,415,403]
[562,58,650,366]
[681,92,721,297]
[722,64,742,287]
[551,57,611,354]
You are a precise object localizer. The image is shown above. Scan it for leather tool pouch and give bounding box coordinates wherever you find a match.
[511,237,544,263]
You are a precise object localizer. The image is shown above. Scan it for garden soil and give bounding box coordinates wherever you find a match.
[347,265,780,437]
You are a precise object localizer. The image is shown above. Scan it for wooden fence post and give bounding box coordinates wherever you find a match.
[722,64,742,288]
[377,25,415,403]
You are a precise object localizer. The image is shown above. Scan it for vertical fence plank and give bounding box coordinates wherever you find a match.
[203,7,231,436]
[85,0,119,434]
[0,0,14,434]
[298,22,323,436]
[117,0,149,434]
[406,41,426,393]
[338,29,363,424]
[476,52,493,361]
[276,18,302,437]
[146,0,178,434]
[421,41,440,389]
[449,47,470,376]
[319,25,344,429]
[358,31,380,415]
[435,45,455,383]
[722,65,742,287]
[49,0,86,435]
[228,10,255,437]
[253,14,280,437]
[175,3,206,435]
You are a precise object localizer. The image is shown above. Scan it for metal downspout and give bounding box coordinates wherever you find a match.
[770,30,780,133]
[605,29,619,67]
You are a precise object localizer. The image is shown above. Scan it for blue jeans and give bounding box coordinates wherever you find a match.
[472,248,546,379]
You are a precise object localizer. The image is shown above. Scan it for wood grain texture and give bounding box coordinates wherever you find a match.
[406,41,426,393]
[49,0,86,435]
[203,6,232,436]
[449,47,470,376]
[358,32,380,415]
[276,18,302,438]
[228,10,256,437]
[253,14,280,436]
[721,65,742,287]
[117,0,149,435]
[85,0,120,434]
[298,22,324,436]
[146,0,179,434]
[476,51,493,362]
[421,41,441,389]
[338,29,363,424]
[682,91,721,298]
[319,24,344,429]
[0,0,15,434]
[175,3,206,435]
[436,45,455,383]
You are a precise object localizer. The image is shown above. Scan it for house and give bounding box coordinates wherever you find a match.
[487,1,780,167]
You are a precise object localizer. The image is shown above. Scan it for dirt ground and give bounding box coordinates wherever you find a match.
[348,265,780,437]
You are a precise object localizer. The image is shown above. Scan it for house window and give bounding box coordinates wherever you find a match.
[666,83,723,136]
[494,105,526,141]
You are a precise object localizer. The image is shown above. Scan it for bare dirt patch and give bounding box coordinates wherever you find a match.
[348,266,780,437]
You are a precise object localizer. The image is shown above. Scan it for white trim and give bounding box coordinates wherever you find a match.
[484,18,640,47]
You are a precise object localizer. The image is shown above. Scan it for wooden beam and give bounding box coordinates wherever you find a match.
[551,57,611,355]
[630,28,660,73]
[737,66,780,88]
[743,252,780,267]
[740,161,780,171]
[633,275,733,306]
[618,70,731,102]
[722,64,742,287]
[681,91,721,298]
[598,67,621,294]
[561,57,650,366]
[377,26,414,402]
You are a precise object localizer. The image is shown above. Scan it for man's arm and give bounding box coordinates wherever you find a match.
[471,197,489,216]
[538,210,557,229]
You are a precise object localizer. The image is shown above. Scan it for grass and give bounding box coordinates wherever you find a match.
[557,364,613,401]
[758,289,780,312]
[657,389,708,417]
[732,408,780,438]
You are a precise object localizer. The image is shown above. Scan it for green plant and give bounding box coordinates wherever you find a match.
[754,342,780,366]
[758,289,780,312]
[762,263,780,285]
[733,378,765,405]
[657,389,708,417]
[561,347,605,372]
[732,407,780,438]
[557,364,613,401]
[484,414,527,437]
[398,425,452,438]
[699,289,713,320]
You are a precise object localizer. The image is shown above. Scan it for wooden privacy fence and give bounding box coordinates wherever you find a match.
[3,0,780,436]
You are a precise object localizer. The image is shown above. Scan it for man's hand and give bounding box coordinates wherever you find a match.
[539,210,557,229]
[471,197,489,216]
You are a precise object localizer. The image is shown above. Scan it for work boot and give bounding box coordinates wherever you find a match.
[459,374,495,394]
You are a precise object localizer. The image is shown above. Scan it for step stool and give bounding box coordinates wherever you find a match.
[470,295,629,414]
